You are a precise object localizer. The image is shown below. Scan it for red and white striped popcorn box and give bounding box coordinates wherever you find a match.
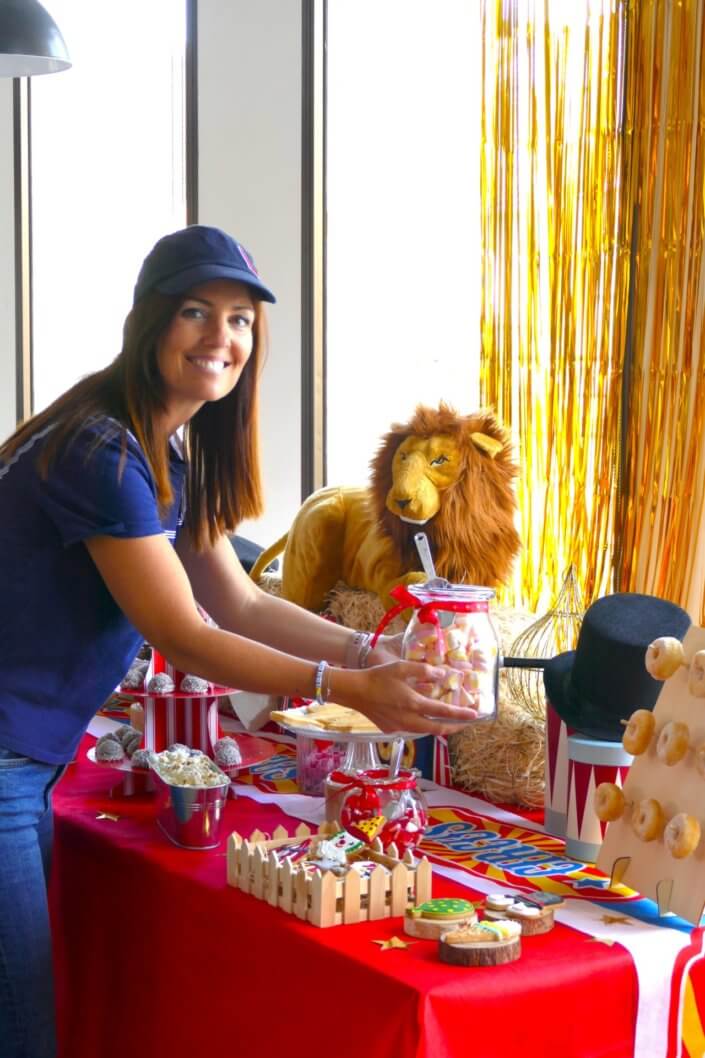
[142,651,223,755]
[433,734,453,787]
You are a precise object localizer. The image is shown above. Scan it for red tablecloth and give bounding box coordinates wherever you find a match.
[50,737,639,1058]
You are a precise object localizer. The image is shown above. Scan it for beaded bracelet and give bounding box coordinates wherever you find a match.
[314,660,330,705]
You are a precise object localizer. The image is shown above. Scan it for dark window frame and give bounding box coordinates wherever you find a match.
[12,0,198,425]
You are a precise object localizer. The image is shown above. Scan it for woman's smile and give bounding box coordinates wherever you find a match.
[187,355,231,374]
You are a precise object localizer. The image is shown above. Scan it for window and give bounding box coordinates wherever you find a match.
[30,0,188,412]
[325,0,482,484]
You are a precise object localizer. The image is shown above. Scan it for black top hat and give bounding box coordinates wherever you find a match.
[543,592,690,742]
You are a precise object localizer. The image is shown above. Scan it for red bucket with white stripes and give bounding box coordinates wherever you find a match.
[141,651,227,755]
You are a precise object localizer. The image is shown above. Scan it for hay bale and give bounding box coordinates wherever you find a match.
[325,582,405,634]
[449,709,545,808]
[259,572,283,598]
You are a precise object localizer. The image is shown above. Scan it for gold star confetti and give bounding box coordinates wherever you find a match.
[600,914,632,926]
[373,936,414,951]
[96,812,120,822]
[589,937,617,946]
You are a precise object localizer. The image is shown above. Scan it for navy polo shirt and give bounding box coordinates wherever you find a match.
[0,417,186,764]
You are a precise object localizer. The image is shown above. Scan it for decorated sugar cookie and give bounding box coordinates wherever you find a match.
[347,815,386,844]
[483,892,557,935]
[404,896,478,940]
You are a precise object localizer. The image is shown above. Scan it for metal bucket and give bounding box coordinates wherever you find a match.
[152,767,230,850]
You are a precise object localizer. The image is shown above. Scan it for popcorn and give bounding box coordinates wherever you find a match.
[152,748,228,787]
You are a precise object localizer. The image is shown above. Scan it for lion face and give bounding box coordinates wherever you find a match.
[370,403,521,588]
[386,433,461,524]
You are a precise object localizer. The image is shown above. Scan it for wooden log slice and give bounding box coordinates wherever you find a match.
[439,934,521,967]
[404,911,478,940]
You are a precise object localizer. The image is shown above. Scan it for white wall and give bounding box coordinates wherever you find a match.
[198,0,303,549]
[0,80,16,441]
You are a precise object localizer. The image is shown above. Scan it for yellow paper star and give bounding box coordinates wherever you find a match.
[589,937,617,946]
[600,914,632,926]
[96,812,120,822]
[373,936,414,950]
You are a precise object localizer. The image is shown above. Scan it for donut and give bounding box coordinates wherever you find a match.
[622,709,655,755]
[645,636,685,679]
[664,813,701,859]
[655,721,690,766]
[632,798,665,842]
[694,742,705,778]
[690,651,705,698]
[594,782,626,822]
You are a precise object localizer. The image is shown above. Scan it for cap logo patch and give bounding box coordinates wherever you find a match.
[236,243,259,276]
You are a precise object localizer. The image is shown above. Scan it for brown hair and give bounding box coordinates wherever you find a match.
[0,290,266,547]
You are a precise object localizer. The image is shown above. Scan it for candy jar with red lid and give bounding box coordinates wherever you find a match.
[401,583,499,722]
[335,768,427,852]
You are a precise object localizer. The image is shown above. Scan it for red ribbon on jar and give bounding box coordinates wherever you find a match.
[371,582,490,645]
[328,768,418,793]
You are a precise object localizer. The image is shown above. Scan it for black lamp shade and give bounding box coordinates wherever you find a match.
[0,0,71,76]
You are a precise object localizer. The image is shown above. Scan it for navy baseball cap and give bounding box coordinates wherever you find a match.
[133,225,276,305]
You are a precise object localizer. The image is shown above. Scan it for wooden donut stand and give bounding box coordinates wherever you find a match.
[596,625,705,924]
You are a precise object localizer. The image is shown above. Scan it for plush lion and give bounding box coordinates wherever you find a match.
[250,403,521,612]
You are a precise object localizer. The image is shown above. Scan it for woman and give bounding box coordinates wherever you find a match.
[0,225,475,1057]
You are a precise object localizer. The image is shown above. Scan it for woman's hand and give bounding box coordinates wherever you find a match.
[366,632,404,667]
[329,660,478,736]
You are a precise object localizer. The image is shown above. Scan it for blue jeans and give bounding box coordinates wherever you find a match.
[0,747,64,1058]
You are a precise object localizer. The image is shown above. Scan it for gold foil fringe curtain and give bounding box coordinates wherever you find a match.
[480,0,630,613]
[615,1,705,623]
[481,0,705,621]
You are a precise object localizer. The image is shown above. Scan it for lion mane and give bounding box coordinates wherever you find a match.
[369,403,520,588]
